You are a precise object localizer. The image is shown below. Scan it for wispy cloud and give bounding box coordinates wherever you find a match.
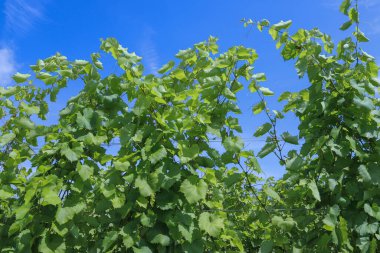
[140,26,160,74]
[0,47,16,86]
[4,0,47,34]
[361,0,380,8]
[365,17,380,35]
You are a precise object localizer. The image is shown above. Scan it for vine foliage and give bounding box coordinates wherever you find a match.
[0,0,380,252]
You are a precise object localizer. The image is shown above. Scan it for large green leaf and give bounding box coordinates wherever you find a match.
[60,143,82,162]
[254,123,272,137]
[12,72,31,83]
[271,216,296,231]
[135,176,154,197]
[77,163,94,181]
[257,142,276,158]
[198,212,224,237]
[102,231,119,251]
[252,101,266,114]
[308,180,321,201]
[281,132,298,145]
[180,177,208,204]
[150,234,171,246]
[259,241,273,253]
[0,132,16,146]
[149,146,167,164]
[55,202,86,225]
[222,136,244,153]
[179,144,199,163]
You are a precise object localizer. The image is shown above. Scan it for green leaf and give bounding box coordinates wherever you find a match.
[367,61,379,77]
[39,233,66,253]
[41,186,61,206]
[353,96,374,111]
[263,187,281,202]
[133,246,153,253]
[76,109,93,130]
[252,73,267,82]
[0,188,14,200]
[340,0,351,15]
[323,205,340,229]
[340,20,352,31]
[222,136,244,153]
[158,60,175,74]
[172,69,187,80]
[272,216,296,231]
[308,180,321,201]
[338,217,349,245]
[140,212,156,227]
[278,91,292,101]
[281,132,298,144]
[257,142,276,158]
[248,80,258,92]
[254,123,272,137]
[259,87,274,96]
[133,96,152,116]
[269,27,279,40]
[0,132,16,146]
[102,231,118,251]
[55,202,86,225]
[20,103,40,115]
[259,241,273,253]
[355,30,369,42]
[114,161,130,171]
[180,177,208,204]
[149,146,167,164]
[358,165,371,182]
[224,173,242,187]
[199,212,224,237]
[15,204,31,220]
[364,203,380,221]
[17,117,35,129]
[77,163,94,181]
[272,20,292,30]
[60,144,80,162]
[223,87,236,99]
[122,234,134,249]
[285,155,303,171]
[252,101,266,114]
[179,144,200,163]
[348,8,358,23]
[111,194,125,208]
[74,59,89,66]
[12,72,31,83]
[367,164,380,185]
[150,234,171,246]
[135,176,154,197]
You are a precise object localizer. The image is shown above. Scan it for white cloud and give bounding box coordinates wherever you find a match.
[140,27,160,74]
[0,47,16,86]
[4,0,46,34]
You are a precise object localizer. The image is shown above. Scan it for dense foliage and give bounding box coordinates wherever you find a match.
[0,0,379,252]
[241,0,380,251]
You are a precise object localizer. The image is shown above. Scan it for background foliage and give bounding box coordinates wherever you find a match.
[0,0,379,252]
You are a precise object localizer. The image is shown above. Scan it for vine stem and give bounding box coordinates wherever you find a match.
[354,0,360,66]
[237,159,270,215]
[256,89,285,163]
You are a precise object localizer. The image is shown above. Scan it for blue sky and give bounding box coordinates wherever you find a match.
[1,0,379,178]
